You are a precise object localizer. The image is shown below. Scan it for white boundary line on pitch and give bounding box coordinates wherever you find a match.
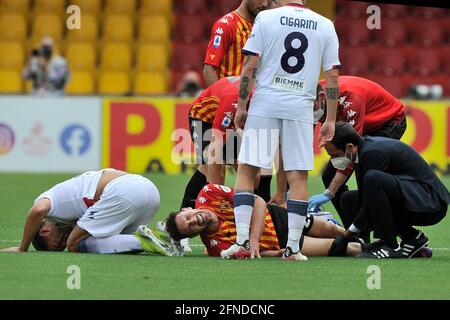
[1,240,449,250]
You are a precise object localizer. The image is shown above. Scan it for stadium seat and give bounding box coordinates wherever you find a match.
[100,43,132,71]
[65,42,96,71]
[102,15,134,43]
[339,46,371,76]
[378,4,410,19]
[407,48,441,77]
[140,0,173,18]
[370,47,407,76]
[212,0,242,15]
[31,14,63,43]
[136,44,168,72]
[172,43,207,71]
[0,0,30,15]
[373,19,408,48]
[410,20,445,48]
[337,19,371,47]
[70,0,102,16]
[104,0,137,15]
[0,42,25,70]
[0,70,23,93]
[65,70,95,95]
[175,15,208,43]
[138,15,171,48]
[33,0,65,16]
[66,14,98,42]
[133,71,168,95]
[441,46,450,75]
[175,0,208,15]
[98,71,130,95]
[368,75,408,98]
[412,6,448,20]
[335,0,370,19]
[0,14,27,42]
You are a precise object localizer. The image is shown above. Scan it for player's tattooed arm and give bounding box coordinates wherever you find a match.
[325,87,340,100]
[239,76,250,100]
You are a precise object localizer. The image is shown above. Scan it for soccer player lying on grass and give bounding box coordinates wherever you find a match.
[165,184,363,259]
[0,169,180,256]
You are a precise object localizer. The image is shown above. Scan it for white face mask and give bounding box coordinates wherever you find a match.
[313,107,324,124]
[331,150,353,170]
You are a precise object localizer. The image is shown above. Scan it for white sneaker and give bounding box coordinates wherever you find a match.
[220,240,250,259]
[180,238,192,253]
[282,247,308,261]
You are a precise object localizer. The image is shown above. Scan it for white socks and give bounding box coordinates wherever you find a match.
[78,235,144,254]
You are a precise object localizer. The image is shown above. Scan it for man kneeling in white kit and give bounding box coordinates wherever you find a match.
[1,169,180,256]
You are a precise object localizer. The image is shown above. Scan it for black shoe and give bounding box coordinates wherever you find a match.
[356,242,405,259]
[401,231,429,258]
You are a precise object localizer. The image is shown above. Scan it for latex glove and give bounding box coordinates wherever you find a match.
[308,190,333,212]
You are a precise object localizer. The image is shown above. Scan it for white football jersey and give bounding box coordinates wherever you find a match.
[35,169,117,221]
[243,3,341,122]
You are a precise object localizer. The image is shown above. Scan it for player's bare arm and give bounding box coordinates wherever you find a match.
[203,64,219,87]
[18,199,51,252]
[207,131,226,184]
[235,54,260,129]
[319,68,339,147]
[249,195,267,258]
[327,171,348,197]
[66,225,91,252]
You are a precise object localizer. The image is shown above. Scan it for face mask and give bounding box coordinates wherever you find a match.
[41,45,53,59]
[331,150,353,170]
[313,107,324,124]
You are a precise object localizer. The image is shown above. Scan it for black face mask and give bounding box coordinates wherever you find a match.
[41,45,53,59]
[184,81,200,92]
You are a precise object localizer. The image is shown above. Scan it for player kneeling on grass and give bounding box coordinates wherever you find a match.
[325,122,450,259]
[0,169,180,256]
[165,184,362,259]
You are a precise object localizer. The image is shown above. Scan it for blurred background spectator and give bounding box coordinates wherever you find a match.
[0,0,448,98]
[176,71,203,98]
[23,36,69,96]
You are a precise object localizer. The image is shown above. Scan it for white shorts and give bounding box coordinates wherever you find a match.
[238,115,314,171]
[77,174,160,238]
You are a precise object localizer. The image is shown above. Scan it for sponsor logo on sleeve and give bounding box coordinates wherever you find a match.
[213,35,222,48]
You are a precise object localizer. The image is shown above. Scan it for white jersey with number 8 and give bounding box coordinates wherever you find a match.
[243,3,341,123]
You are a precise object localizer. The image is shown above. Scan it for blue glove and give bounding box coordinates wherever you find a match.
[308,190,333,212]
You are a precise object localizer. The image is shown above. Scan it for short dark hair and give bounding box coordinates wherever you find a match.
[32,224,48,251]
[331,122,363,151]
[165,212,184,241]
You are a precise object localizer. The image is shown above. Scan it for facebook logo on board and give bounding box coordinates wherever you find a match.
[60,124,91,156]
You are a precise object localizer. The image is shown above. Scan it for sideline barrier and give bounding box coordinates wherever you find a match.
[1,96,449,175]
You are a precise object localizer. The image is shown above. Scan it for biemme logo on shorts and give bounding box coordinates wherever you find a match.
[60,124,91,156]
[0,123,15,155]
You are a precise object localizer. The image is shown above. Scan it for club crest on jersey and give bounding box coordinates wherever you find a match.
[213,35,222,48]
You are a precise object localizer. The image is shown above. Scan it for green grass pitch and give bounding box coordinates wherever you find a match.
[0,172,449,300]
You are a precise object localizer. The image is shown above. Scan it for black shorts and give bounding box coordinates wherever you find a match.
[189,116,240,164]
[267,204,314,249]
[370,115,407,140]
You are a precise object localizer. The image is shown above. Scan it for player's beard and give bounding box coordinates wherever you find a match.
[247,2,264,18]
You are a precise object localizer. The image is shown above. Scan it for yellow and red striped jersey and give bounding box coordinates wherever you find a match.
[196,184,280,257]
[204,11,253,79]
[189,76,240,123]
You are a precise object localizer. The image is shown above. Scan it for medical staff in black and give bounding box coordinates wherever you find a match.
[325,122,450,259]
